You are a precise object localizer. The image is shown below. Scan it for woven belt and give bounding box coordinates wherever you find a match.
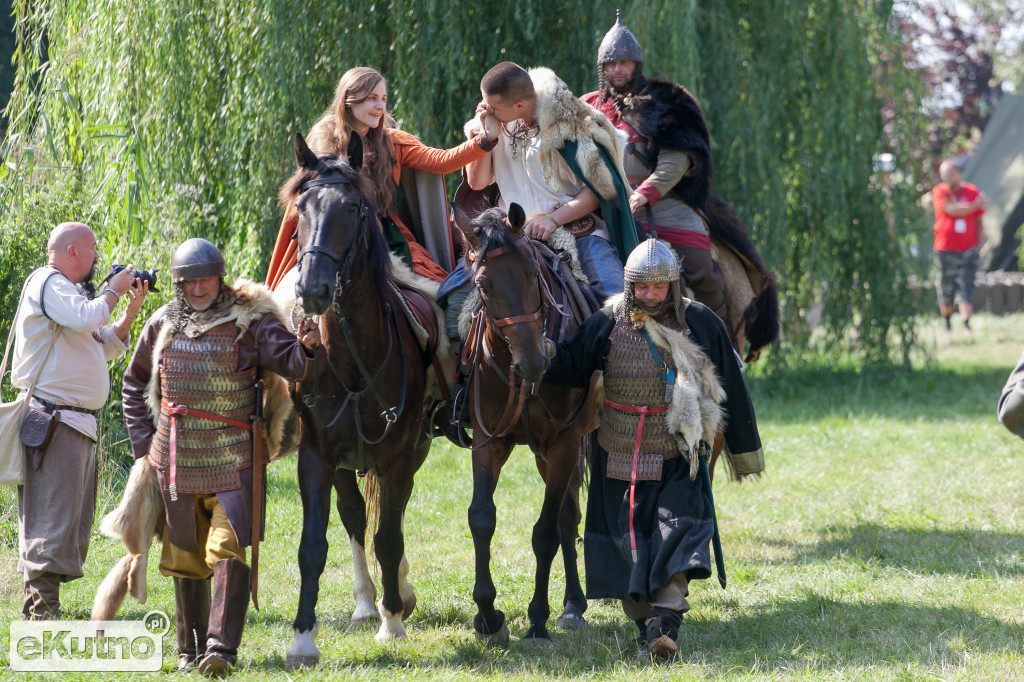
[32,395,98,415]
[603,399,668,562]
[160,400,253,501]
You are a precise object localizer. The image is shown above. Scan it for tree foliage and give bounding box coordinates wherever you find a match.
[1,1,930,365]
[895,0,1024,172]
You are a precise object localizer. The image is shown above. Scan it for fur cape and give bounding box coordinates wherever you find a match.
[629,78,713,212]
[90,279,300,622]
[464,67,631,204]
[609,293,725,478]
[529,67,631,203]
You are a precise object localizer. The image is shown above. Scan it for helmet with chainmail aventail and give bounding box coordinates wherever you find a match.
[171,238,226,283]
[624,238,680,283]
[619,238,686,328]
[597,10,643,65]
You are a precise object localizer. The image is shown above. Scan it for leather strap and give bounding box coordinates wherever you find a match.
[160,399,253,501]
[31,396,96,415]
[603,400,668,562]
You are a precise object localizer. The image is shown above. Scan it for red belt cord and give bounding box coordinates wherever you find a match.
[161,400,253,501]
[603,399,668,562]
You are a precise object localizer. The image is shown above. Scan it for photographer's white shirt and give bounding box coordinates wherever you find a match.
[11,266,128,441]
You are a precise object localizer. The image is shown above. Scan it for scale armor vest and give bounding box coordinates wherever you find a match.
[149,328,256,494]
[599,323,680,464]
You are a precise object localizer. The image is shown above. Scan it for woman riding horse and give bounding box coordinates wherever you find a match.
[266,66,498,289]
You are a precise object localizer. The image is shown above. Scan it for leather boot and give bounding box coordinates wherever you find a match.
[22,573,61,620]
[197,559,250,677]
[175,577,211,670]
[645,608,682,659]
[633,618,648,651]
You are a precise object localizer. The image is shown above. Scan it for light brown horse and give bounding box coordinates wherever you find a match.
[706,195,780,365]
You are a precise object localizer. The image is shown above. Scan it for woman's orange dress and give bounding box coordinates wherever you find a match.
[266,129,487,290]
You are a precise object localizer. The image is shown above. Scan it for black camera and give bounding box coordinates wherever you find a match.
[106,264,160,292]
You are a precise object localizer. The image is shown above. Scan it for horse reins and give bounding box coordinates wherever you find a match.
[295,171,408,446]
[460,234,579,449]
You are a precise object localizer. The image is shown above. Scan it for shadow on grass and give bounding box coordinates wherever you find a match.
[689,594,1023,672]
[787,523,1024,577]
[749,366,1010,424]
[228,596,1024,677]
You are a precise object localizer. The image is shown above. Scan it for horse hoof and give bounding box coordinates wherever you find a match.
[402,593,417,620]
[522,634,553,646]
[556,613,587,631]
[474,620,510,646]
[351,613,379,628]
[285,654,319,671]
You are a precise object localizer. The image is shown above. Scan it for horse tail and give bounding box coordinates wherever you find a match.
[704,195,775,283]
[568,431,595,542]
[362,472,381,571]
[744,282,781,362]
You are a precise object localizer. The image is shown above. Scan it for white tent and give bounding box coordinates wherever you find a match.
[963,94,1024,271]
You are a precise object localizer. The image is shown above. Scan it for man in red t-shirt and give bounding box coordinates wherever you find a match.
[933,159,986,330]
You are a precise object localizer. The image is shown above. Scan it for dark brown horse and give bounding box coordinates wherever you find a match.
[283,133,431,667]
[453,203,602,644]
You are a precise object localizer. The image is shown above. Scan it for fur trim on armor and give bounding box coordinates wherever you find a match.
[628,78,713,212]
[91,458,164,620]
[146,279,299,461]
[529,67,630,203]
[607,293,725,477]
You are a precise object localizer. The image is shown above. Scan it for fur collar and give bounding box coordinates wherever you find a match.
[529,67,630,202]
[607,292,724,476]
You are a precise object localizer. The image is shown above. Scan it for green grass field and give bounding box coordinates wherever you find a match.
[2,312,1024,680]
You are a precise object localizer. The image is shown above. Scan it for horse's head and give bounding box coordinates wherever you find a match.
[454,203,555,383]
[285,132,383,315]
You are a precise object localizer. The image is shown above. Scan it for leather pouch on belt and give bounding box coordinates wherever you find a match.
[20,404,61,450]
[563,215,596,238]
[606,451,664,481]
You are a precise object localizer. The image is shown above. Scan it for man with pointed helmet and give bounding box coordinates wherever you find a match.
[545,237,763,658]
[584,11,728,322]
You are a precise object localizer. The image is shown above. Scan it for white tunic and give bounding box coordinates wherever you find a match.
[11,267,129,441]
[490,124,611,241]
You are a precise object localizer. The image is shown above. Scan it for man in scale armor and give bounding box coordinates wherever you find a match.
[544,238,763,658]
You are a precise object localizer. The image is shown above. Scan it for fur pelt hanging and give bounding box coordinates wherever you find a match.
[91,279,302,621]
[627,78,713,212]
[90,458,163,621]
[610,293,725,478]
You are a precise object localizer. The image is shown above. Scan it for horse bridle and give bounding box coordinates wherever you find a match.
[295,172,371,308]
[459,233,565,447]
[295,170,407,444]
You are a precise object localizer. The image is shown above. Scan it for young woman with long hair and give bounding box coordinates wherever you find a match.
[267,67,496,288]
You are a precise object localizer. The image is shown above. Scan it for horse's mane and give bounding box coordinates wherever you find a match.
[279,155,394,299]
[473,207,519,259]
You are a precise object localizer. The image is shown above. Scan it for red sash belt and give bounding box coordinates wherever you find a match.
[603,399,668,562]
[161,400,253,501]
